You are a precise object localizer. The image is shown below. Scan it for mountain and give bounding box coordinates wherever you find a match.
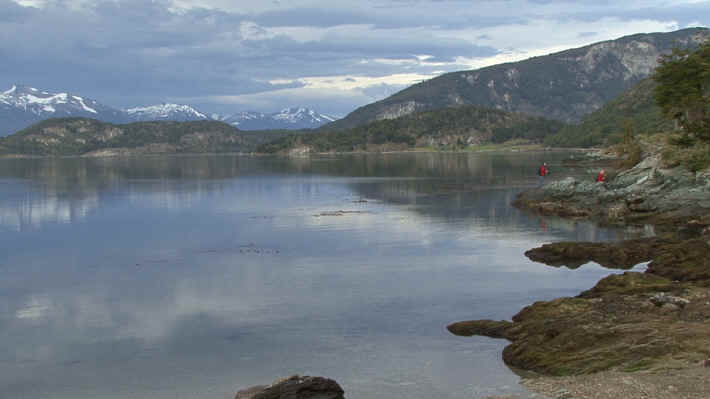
[325,27,709,131]
[544,78,673,147]
[219,107,337,130]
[258,105,566,154]
[125,103,208,122]
[0,85,129,135]
[0,84,337,136]
[0,118,290,156]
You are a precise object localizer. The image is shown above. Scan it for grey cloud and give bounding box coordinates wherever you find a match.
[0,0,35,22]
[543,3,710,25]
[253,5,524,31]
[192,87,377,117]
[255,7,372,28]
[3,0,704,117]
[360,83,409,100]
[527,0,613,4]
[0,0,499,112]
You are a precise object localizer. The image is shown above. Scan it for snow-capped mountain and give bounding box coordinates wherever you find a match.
[220,107,337,130]
[0,85,128,136]
[0,84,338,136]
[125,103,208,122]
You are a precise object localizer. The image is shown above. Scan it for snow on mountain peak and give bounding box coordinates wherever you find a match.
[0,84,100,115]
[2,85,17,96]
[1,84,338,135]
[220,107,337,130]
[125,103,208,121]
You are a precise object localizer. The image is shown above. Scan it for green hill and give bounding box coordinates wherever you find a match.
[325,28,708,131]
[543,78,673,147]
[0,118,289,156]
[258,105,565,153]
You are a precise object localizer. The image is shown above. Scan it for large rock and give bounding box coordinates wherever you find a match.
[447,320,511,338]
[523,237,670,269]
[454,149,710,378]
[235,375,345,399]
[450,237,710,376]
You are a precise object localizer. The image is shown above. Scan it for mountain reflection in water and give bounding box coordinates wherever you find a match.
[1,153,637,399]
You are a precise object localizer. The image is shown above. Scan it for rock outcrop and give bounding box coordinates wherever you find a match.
[513,154,710,235]
[449,237,710,375]
[450,149,710,377]
[523,237,671,269]
[235,375,345,399]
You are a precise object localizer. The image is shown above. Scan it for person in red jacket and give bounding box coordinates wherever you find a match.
[538,162,548,186]
[596,169,606,182]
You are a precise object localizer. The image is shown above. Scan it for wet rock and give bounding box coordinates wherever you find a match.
[649,292,690,308]
[456,149,710,378]
[313,210,372,217]
[553,388,572,399]
[446,319,511,338]
[646,238,710,283]
[513,151,710,234]
[494,275,710,375]
[235,375,345,399]
[579,272,673,298]
[523,238,669,270]
[451,238,710,376]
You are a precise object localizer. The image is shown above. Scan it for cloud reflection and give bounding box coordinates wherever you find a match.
[0,153,640,399]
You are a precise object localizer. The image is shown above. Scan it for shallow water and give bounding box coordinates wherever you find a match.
[0,153,640,399]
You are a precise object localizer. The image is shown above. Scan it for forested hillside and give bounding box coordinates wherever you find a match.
[0,118,289,156]
[259,105,565,153]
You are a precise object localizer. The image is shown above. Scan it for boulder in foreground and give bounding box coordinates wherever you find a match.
[235,375,345,399]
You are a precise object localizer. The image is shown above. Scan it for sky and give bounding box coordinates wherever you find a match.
[1,0,708,117]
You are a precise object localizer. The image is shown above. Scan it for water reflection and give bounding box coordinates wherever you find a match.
[0,152,596,233]
[0,153,628,399]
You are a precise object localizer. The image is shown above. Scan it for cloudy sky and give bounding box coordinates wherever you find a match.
[1,0,708,116]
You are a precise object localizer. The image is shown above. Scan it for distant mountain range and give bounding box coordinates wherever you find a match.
[327,27,709,130]
[215,108,337,131]
[4,27,709,152]
[0,85,336,136]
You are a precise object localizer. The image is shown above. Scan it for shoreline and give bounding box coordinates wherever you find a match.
[449,148,710,398]
[0,145,600,159]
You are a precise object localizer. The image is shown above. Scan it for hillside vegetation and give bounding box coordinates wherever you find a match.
[0,118,289,156]
[325,28,708,130]
[544,78,672,147]
[258,105,565,153]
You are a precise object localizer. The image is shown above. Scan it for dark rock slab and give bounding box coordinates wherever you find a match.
[524,237,670,269]
[235,375,345,399]
[450,237,710,376]
[452,151,710,377]
[647,238,710,284]
[447,320,512,338]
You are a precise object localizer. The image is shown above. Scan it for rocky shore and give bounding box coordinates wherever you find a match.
[513,152,710,235]
[234,149,710,399]
[449,148,710,397]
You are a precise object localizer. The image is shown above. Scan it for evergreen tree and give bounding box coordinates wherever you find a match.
[653,41,710,144]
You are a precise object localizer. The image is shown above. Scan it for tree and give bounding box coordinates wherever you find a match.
[653,41,710,144]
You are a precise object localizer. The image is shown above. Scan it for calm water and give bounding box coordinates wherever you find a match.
[0,153,639,399]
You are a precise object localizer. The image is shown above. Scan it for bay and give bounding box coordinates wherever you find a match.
[0,152,639,399]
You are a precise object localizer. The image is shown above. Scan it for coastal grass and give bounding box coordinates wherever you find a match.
[662,138,710,172]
